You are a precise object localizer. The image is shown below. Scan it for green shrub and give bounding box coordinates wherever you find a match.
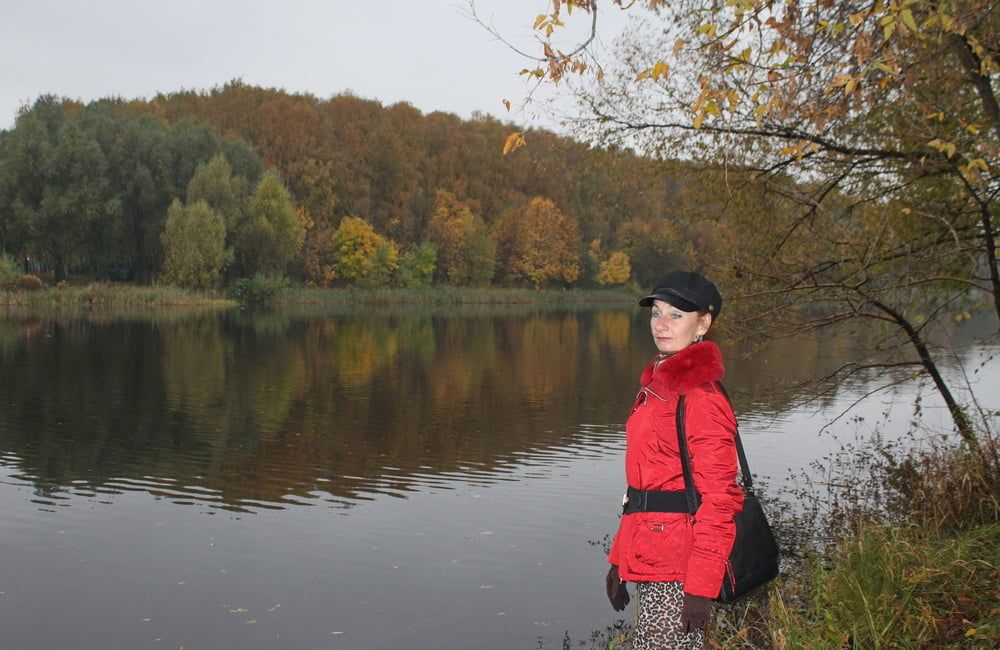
[231,273,289,305]
[0,253,20,287]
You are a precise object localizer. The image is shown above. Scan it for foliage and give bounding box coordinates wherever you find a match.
[494,197,582,287]
[0,252,19,287]
[426,189,496,286]
[238,171,305,275]
[231,273,289,305]
[596,250,631,286]
[160,200,232,290]
[185,153,246,229]
[0,97,262,281]
[328,216,399,286]
[396,241,437,288]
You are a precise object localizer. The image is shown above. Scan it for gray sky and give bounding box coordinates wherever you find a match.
[1,0,627,131]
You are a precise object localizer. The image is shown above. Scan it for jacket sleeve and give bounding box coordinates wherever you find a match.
[682,389,744,598]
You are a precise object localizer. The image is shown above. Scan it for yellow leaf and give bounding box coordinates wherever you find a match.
[693,110,706,129]
[652,61,669,80]
[502,132,526,157]
[533,14,547,30]
[845,77,857,94]
[884,22,895,40]
[899,9,918,32]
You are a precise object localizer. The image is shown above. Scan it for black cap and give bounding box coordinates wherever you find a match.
[639,271,723,316]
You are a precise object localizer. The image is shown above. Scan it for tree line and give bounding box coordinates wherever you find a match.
[0,83,726,289]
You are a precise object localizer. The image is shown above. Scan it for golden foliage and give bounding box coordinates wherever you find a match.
[495,197,581,287]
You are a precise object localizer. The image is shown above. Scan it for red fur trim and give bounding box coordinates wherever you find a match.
[643,341,725,393]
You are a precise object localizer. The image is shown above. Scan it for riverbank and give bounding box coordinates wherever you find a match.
[1,283,637,309]
[605,434,1000,649]
[1,284,235,308]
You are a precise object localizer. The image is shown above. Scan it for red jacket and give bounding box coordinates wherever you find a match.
[607,341,744,598]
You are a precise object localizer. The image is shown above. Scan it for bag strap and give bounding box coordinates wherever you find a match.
[675,381,754,515]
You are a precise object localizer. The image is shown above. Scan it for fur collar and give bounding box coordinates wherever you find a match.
[640,340,725,394]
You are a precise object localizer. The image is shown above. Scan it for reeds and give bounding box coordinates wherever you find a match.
[709,429,1000,649]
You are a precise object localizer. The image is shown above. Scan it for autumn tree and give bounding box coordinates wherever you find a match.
[327,216,399,286]
[596,250,631,286]
[426,189,496,286]
[238,171,305,275]
[491,0,999,453]
[160,199,231,289]
[494,197,581,287]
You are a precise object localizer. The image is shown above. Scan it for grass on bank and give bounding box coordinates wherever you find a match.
[711,435,1000,650]
[1,283,235,308]
[277,285,637,306]
[2,280,637,309]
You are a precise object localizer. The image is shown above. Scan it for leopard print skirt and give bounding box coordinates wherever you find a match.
[632,581,706,650]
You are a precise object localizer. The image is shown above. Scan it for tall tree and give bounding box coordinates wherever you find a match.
[327,216,399,286]
[160,199,231,289]
[494,197,582,287]
[426,189,496,286]
[240,171,305,275]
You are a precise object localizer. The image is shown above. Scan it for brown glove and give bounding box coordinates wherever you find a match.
[677,593,712,633]
[605,564,630,611]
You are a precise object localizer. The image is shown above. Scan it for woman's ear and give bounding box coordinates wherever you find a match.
[697,312,713,337]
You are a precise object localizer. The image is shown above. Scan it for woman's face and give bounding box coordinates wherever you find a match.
[650,299,712,355]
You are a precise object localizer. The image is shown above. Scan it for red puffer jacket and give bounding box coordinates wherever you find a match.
[607,340,744,598]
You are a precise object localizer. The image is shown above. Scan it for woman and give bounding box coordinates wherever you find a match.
[605,271,743,649]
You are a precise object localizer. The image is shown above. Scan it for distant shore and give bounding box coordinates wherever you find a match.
[1,283,637,309]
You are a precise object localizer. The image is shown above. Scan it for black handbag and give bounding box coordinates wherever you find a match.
[676,383,780,603]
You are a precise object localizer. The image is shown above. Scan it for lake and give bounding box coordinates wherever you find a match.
[1,306,996,649]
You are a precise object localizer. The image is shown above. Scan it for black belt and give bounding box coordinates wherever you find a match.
[622,485,690,515]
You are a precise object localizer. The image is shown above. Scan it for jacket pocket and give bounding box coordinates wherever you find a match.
[630,513,692,575]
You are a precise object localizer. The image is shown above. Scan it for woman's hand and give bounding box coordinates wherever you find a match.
[605,564,630,611]
[677,593,712,633]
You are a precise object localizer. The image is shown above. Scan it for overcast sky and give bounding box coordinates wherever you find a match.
[1,0,628,132]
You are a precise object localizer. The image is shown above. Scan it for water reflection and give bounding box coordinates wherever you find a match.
[0,309,645,512]
[0,309,992,509]
[1,307,993,514]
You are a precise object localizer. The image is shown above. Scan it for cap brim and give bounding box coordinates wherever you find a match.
[639,292,700,312]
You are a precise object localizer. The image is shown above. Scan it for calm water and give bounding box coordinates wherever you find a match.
[1,307,996,649]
